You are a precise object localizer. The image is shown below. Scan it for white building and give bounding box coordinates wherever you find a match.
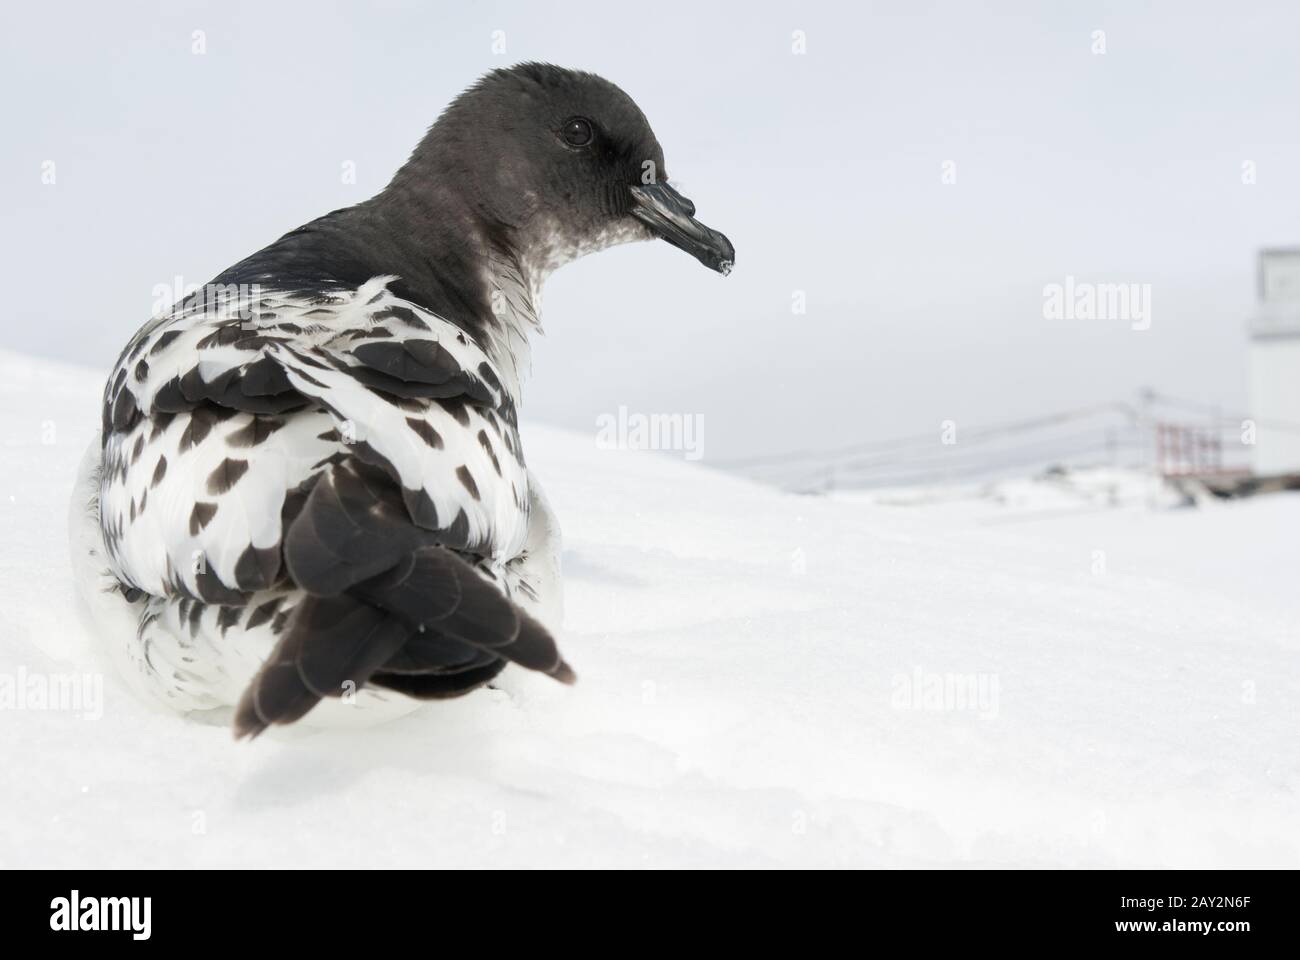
[1248,249,1300,476]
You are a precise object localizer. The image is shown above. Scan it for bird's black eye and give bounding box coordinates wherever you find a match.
[560,117,594,147]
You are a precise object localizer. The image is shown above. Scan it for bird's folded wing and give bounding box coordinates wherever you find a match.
[100,277,530,602]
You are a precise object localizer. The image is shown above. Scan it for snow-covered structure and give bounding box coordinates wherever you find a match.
[1248,248,1300,475]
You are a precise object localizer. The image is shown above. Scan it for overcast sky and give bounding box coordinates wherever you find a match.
[3,0,1298,465]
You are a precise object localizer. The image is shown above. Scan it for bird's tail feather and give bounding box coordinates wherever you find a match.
[233,558,575,739]
[356,547,575,679]
[233,595,409,736]
[232,460,574,739]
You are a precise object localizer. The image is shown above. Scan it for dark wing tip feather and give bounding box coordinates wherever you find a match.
[233,461,575,737]
[232,661,317,740]
[550,659,577,685]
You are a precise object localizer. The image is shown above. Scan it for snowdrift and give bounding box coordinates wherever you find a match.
[1,350,1296,867]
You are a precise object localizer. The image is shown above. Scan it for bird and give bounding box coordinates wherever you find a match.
[70,62,734,738]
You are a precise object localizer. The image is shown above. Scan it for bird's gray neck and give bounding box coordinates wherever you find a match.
[363,185,549,403]
[482,244,544,403]
[480,216,655,399]
[368,182,650,404]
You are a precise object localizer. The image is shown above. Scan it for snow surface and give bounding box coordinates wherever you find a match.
[1,349,1297,868]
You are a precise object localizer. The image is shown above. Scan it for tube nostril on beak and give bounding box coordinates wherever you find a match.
[667,184,696,217]
[629,182,735,275]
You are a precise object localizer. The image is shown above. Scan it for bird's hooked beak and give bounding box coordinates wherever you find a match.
[628,182,735,275]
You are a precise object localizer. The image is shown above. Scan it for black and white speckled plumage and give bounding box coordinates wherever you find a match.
[101,276,527,599]
[95,271,556,733]
[74,62,734,736]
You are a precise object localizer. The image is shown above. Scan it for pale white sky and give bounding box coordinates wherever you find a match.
[3,0,1298,463]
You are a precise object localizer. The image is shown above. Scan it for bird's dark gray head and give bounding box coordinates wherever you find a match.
[387,62,735,276]
[213,63,733,391]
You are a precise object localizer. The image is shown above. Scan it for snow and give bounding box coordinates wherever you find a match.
[1,348,1297,868]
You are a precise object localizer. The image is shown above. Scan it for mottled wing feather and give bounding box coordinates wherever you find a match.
[271,341,529,556]
[101,407,336,600]
[100,276,529,601]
